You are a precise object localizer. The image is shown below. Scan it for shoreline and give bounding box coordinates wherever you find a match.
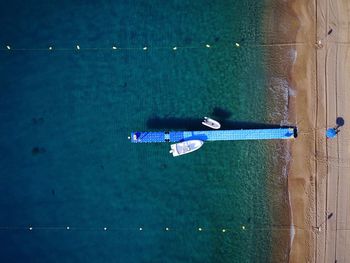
[263,0,316,261]
[287,0,316,262]
[260,0,350,261]
[262,0,304,261]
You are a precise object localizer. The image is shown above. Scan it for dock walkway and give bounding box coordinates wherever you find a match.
[130,128,296,143]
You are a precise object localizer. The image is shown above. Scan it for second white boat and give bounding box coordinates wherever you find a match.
[202,117,221,129]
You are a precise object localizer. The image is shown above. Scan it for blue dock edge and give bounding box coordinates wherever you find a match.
[130,128,297,143]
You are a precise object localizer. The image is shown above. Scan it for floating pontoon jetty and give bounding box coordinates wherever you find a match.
[130,128,296,143]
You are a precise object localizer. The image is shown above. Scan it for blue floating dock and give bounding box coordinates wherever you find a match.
[130,128,296,143]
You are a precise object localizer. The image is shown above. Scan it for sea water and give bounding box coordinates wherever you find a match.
[0,0,291,262]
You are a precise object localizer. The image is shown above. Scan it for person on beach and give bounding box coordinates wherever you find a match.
[315,40,323,49]
[315,28,333,49]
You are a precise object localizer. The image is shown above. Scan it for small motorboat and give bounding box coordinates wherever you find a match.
[202,117,221,129]
[169,140,204,157]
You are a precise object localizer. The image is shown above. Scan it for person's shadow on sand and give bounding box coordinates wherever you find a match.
[336,117,345,128]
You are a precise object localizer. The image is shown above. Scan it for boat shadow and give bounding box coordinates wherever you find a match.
[146,116,295,131]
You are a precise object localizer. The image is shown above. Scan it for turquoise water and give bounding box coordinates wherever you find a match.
[0,0,291,262]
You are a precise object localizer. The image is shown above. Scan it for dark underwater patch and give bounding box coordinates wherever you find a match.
[31,147,46,156]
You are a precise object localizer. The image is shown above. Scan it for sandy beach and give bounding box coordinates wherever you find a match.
[288,0,350,262]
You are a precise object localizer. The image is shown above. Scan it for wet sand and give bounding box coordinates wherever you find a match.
[288,0,350,262]
[288,0,316,261]
[263,0,310,260]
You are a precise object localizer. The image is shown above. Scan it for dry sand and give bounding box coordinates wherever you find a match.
[288,0,350,262]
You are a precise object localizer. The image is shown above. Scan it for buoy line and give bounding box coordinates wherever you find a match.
[0,225,233,232]
[0,224,309,233]
[1,42,306,52]
[0,44,226,51]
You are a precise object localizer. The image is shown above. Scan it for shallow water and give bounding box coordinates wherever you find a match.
[0,0,291,262]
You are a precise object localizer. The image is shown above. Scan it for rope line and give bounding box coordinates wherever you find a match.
[1,224,347,232]
[0,42,308,52]
[0,225,245,232]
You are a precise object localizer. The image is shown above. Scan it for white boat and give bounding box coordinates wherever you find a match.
[169,140,204,157]
[202,117,221,129]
